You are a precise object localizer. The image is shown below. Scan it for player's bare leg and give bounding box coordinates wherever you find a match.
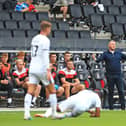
[24,84,37,120]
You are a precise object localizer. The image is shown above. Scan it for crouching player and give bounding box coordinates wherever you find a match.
[35,90,101,118]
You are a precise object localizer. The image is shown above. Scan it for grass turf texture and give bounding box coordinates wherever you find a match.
[0,111,126,126]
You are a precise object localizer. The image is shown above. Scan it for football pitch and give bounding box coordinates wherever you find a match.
[0,111,126,126]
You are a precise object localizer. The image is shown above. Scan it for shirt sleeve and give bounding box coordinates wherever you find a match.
[59,70,65,79]
[121,52,126,60]
[96,53,105,62]
[12,72,18,78]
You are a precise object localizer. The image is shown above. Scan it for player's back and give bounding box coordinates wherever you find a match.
[76,90,101,109]
[30,34,50,72]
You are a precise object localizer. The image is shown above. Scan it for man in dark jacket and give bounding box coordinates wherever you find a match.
[93,40,126,110]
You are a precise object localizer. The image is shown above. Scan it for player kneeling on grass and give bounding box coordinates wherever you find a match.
[35,90,101,118]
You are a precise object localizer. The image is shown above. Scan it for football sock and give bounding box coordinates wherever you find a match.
[49,94,57,117]
[24,93,32,117]
[32,97,37,103]
[8,98,12,103]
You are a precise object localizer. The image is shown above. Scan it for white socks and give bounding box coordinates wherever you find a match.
[49,94,57,117]
[24,93,32,117]
[32,97,37,103]
[8,98,12,103]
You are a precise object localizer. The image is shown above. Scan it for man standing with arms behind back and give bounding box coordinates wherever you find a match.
[24,21,57,120]
[93,40,126,110]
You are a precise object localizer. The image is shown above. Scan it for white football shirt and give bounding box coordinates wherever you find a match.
[29,34,50,73]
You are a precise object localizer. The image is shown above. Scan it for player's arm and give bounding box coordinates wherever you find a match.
[15,78,24,86]
[60,78,71,87]
[72,78,80,86]
[89,107,100,117]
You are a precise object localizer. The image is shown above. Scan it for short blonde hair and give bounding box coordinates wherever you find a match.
[16,59,24,65]
[40,21,52,31]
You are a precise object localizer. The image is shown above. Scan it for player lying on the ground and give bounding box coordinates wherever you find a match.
[35,90,101,118]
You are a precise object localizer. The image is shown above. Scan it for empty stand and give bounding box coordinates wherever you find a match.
[120,5,126,15]
[0,11,11,21]
[112,0,124,6]
[89,14,103,32]
[0,21,5,29]
[32,21,40,30]
[53,30,66,38]
[51,21,58,30]
[58,21,69,30]
[11,12,24,21]
[79,30,91,39]
[107,5,120,15]
[12,30,26,37]
[116,15,126,24]
[5,20,18,30]
[18,21,32,30]
[99,0,112,6]
[111,23,124,40]
[69,4,83,23]
[0,29,12,37]
[24,12,37,21]
[103,14,116,32]
[67,30,80,39]
[26,30,39,37]
[37,12,49,21]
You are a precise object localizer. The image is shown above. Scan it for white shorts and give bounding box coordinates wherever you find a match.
[29,72,54,86]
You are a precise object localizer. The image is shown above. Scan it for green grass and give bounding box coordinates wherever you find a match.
[0,111,126,126]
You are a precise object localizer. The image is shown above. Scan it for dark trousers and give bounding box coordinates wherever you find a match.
[0,81,13,98]
[107,74,125,109]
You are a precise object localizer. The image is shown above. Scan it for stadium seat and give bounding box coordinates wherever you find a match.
[82,5,95,18]
[12,30,26,37]
[0,3,3,11]
[57,53,64,63]
[0,11,11,21]
[112,0,124,6]
[37,12,49,21]
[0,21,5,29]
[123,24,126,39]
[0,37,28,50]
[99,0,112,6]
[81,5,95,24]
[53,30,66,38]
[24,12,37,21]
[5,20,18,30]
[67,30,80,39]
[0,0,7,3]
[11,12,24,21]
[51,21,58,31]
[18,21,32,30]
[0,29,12,37]
[58,21,70,30]
[89,14,103,33]
[120,5,126,15]
[103,14,116,32]
[31,21,40,30]
[26,30,39,37]
[95,6,108,15]
[107,5,120,15]
[69,4,83,23]
[116,15,126,24]
[111,23,125,41]
[79,30,91,39]
[73,53,81,62]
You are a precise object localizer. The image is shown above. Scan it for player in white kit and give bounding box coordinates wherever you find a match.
[35,90,101,118]
[57,90,101,118]
[24,21,57,120]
